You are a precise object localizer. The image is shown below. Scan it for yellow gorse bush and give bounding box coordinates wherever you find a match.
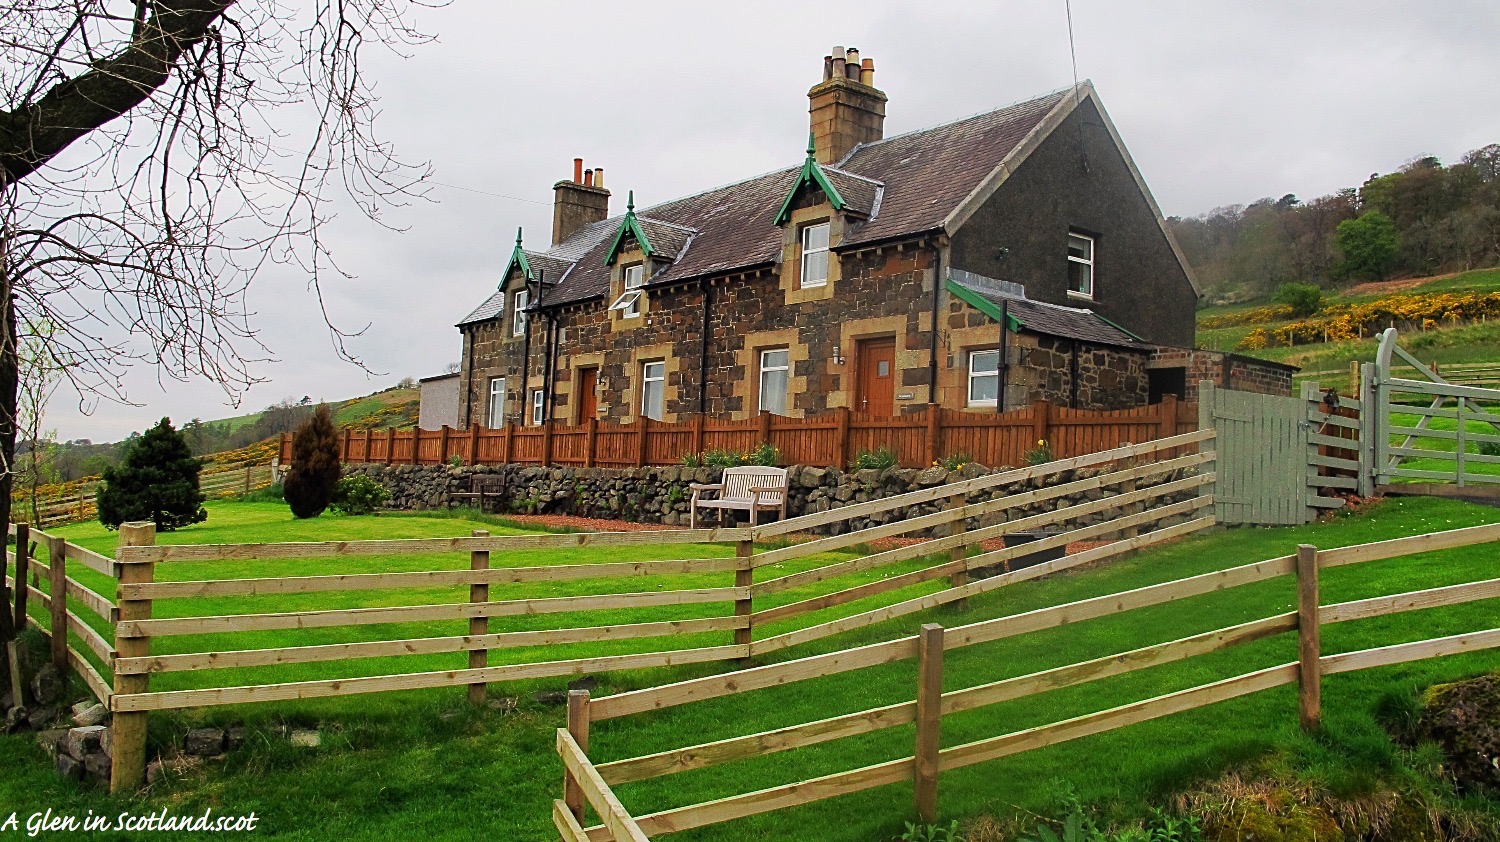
[1236,290,1500,351]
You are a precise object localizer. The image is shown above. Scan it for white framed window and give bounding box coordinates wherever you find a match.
[641,360,665,421]
[799,222,830,288]
[486,377,506,427]
[967,349,1000,408]
[513,289,529,337]
[758,348,790,415]
[1067,232,1094,299]
[609,263,645,318]
[531,389,545,425]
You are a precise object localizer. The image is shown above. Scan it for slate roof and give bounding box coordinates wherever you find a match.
[633,217,696,261]
[946,273,1144,349]
[461,86,1077,317]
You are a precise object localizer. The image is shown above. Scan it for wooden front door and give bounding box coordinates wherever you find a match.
[855,337,897,417]
[576,368,599,422]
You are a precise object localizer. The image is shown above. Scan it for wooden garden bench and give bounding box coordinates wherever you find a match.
[449,474,506,512]
[689,466,788,528]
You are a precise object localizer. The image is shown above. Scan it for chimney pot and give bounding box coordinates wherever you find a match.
[808,47,886,164]
[553,160,610,245]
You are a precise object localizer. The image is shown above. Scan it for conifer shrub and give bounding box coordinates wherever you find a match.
[97,418,207,531]
[283,405,342,518]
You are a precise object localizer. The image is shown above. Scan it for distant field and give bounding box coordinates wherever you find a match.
[1198,269,1500,387]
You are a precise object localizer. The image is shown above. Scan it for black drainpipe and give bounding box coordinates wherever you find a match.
[927,245,943,406]
[462,325,476,427]
[997,298,1009,414]
[517,283,533,426]
[1069,340,1080,409]
[542,310,558,423]
[698,279,712,415]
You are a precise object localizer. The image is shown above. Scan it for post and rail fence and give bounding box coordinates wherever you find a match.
[553,523,1500,841]
[5,431,1215,794]
[10,462,276,530]
[283,398,1197,473]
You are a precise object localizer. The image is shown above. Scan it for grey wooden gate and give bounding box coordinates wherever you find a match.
[1198,381,1354,525]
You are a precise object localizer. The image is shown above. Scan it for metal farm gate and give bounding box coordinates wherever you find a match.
[1368,328,1500,488]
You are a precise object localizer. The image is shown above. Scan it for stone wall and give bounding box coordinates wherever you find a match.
[1148,348,1296,402]
[346,459,1204,537]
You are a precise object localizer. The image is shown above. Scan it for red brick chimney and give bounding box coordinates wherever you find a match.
[553,157,611,245]
[808,46,887,165]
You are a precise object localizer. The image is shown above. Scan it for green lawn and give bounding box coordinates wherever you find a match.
[3,497,1498,840]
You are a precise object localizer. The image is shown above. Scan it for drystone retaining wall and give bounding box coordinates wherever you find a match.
[345,460,1204,537]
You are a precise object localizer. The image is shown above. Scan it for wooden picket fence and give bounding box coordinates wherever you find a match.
[289,397,1197,472]
[553,522,1500,841]
[9,431,1211,793]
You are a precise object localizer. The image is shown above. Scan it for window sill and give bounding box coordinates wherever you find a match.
[967,401,999,409]
[1066,290,1094,302]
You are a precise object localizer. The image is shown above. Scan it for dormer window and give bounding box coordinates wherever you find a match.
[610,263,644,318]
[800,223,830,288]
[1067,232,1094,299]
[513,289,529,337]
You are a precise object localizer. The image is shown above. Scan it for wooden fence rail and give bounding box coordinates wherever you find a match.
[291,398,1197,471]
[556,522,1500,840]
[20,431,1210,795]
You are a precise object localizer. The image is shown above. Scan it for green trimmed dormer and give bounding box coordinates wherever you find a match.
[603,191,654,266]
[501,227,533,287]
[773,134,847,226]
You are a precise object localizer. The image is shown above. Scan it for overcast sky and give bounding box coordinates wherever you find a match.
[46,0,1500,442]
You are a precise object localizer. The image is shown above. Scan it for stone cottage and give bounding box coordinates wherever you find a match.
[454,48,1291,430]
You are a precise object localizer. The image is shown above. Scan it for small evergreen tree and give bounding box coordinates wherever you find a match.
[97,418,208,531]
[283,405,341,518]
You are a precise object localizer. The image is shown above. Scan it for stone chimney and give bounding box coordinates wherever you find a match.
[552,157,611,245]
[808,46,887,165]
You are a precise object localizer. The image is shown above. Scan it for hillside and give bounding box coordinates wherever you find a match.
[1197,268,1500,387]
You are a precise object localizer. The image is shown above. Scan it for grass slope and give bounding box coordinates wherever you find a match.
[2,497,1498,840]
[1196,269,1500,384]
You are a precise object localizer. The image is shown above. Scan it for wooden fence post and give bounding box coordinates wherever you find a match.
[440,425,452,465]
[835,406,852,468]
[1296,543,1321,732]
[46,535,67,672]
[735,540,754,666]
[362,428,373,463]
[112,521,156,793]
[500,421,513,464]
[564,689,592,820]
[925,404,941,466]
[342,427,352,461]
[758,410,772,447]
[914,623,945,823]
[12,523,29,633]
[635,417,649,468]
[1031,399,1052,450]
[692,413,706,458]
[384,428,395,465]
[541,420,555,467]
[243,465,252,495]
[468,530,490,705]
[585,418,599,468]
[1119,441,1139,540]
[469,424,481,466]
[409,428,421,465]
[945,494,968,608]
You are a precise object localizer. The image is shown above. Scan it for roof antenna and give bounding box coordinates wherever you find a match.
[1064,0,1090,173]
